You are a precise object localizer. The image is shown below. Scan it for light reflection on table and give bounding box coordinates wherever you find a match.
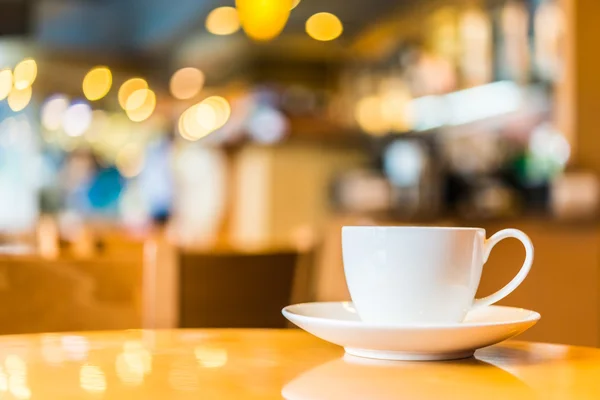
[0,329,595,399]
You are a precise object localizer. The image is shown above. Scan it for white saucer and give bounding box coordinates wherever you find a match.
[282,302,540,361]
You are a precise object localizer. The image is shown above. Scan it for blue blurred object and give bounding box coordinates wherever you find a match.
[87,166,124,212]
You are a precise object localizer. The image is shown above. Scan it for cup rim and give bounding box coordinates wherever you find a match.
[342,225,485,233]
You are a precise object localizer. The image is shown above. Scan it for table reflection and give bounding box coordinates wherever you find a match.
[283,354,534,400]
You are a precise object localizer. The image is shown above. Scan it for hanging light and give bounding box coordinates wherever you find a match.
[13,58,37,90]
[235,0,293,41]
[306,12,343,41]
[83,67,112,101]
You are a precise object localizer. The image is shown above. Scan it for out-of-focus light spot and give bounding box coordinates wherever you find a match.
[530,123,571,167]
[445,80,520,125]
[206,7,240,36]
[13,59,37,90]
[410,80,522,131]
[306,12,343,41]
[116,143,145,178]
[118,78,148,110]
[291,0,301,9]
[125,89,156,122]
[178,105,212,141]
[41,94,69,131]
[380,78,414,132]
[201,96,231,130]
[115,341,152,386]
[247,105,288,143]
[63,102,92,137]
[410,95,447,131]
[0,367,7,392]
[7,86,32,112]
[355,95,387,135]
[4,356,26,376]
[0,69,13,101]
[41,335,65,366]
[82,66,112,101]
[61,335,90,361]
[195,103,217,130]
[80,364,106,393]
[4,355,30,399]
[236,0,293,41]
[384,140,425,186]
[170,67,204,100]
[194,346,228,368]
[9,385,30,400]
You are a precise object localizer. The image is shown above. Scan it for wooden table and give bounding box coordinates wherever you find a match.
[0,329,599,399]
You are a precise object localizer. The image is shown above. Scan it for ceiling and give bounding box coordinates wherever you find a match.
[27,0,407,55]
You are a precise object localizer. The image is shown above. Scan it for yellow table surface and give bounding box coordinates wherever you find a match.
[0,329,598,399]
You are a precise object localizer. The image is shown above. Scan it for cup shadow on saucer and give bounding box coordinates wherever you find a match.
[282,354,534,400]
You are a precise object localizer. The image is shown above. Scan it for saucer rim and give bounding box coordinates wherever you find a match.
[282,302,541,330]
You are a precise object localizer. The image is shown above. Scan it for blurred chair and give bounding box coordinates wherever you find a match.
[143,237,303,329]
[0,254,143,334]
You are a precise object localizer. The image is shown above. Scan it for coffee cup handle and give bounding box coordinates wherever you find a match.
[472,229,534,309]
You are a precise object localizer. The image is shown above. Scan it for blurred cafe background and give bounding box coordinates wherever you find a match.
[0,0,598,347]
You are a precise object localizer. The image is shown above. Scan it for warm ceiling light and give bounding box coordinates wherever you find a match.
[7,86,32,112]
[118,78,148,110]
[13,58,37,90]
[291,0,301,9]
[306,12,343,41]
[0,69,12,101]
[170,67,204,100]
[125,89,156,122]
[236,0,293,41]
[206,7,241,35]
[83,67,112,101]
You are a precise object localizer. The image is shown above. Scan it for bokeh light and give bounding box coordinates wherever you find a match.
[82,66,112,101]
[7,86,32,112]
[118,78,148,110]
[115,341,152,386]
[195,103,217,130]
[236,0,293,41]
[380,81,413,132]
[355,95,388,135]
[125,89,156,122]
[63,102,92,137]
[201,96,231,130]
[247,105,288,143]
[194,346,228,368]
[13,59,37,90]
[291,0,301,9]
[205,7,240,35]
[41,95,70,131]
[178,106,211,141]
[178,96,231,141]
[79,364,106,394]
[0,69,13,101]
[170,67,204,100]
[306,12,343,41]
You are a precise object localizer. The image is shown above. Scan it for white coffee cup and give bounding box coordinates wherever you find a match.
[342,226,534,325]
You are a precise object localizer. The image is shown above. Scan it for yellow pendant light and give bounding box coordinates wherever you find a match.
[236,0,293,41]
